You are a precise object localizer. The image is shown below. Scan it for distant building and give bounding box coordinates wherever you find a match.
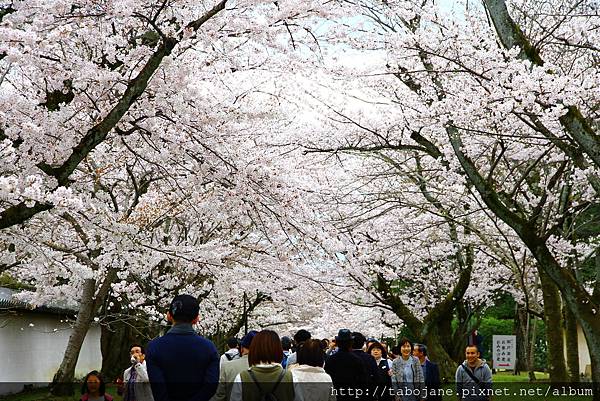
[0,287,102,395]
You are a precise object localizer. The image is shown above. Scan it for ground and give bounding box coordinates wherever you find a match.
[0,385,122,401]
[0,373,593,401]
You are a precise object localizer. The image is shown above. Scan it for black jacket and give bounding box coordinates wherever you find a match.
[423,359,442,401]
[374,359,393,401]
[325,350,369,401]
[353,350,379,386]
[353,350,379,400]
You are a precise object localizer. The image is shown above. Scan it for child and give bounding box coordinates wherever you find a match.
[80,370,114,401]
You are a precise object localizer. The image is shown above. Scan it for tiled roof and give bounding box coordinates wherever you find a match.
[0,287,77,315]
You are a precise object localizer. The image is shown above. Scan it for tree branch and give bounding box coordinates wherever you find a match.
[483,0,600,169]
[0,0,229,230]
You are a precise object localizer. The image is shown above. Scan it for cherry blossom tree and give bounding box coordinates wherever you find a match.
[0,0,339,394]
[3,0,600,395]
[304,0,599,389]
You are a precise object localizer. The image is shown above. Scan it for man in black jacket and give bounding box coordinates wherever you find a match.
[352,332,378,387]
[413,343,442,401]
[350,332,378,401]
[325,329,369,401]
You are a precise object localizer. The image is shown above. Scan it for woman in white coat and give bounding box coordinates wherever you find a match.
[289,339,336,401]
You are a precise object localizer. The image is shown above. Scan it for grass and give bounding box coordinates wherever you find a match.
[492,371,550,382]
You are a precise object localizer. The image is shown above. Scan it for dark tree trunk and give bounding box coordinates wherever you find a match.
[538,270,568,383]
[99,295,163,382]
[423,329,459,382]
[527,315,537,381]
[564,301,580,382]
[515,305,528,375]
[449,301,480,363]
[452,2,600,399]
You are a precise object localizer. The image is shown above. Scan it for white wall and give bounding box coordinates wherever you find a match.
[0,311,102,394]
[577,324,591,376]
[563,323,592,376]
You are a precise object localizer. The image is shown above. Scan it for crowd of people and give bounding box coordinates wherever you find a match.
[79,294,492,401]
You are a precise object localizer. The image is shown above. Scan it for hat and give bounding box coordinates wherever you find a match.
[240,330,258,348]
[335,329,354,342]
[293,329,311,343]
[169,294,199,322]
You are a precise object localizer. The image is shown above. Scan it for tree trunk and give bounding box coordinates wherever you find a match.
[563,300,580,382]
[531,243,600,397]
[51,268,117,395]
[538,269,568,383]
[50,279,96,396]
[99,294,162,382]
[527,315,537,381]
[515,305,527,375]
[422,330,457,383]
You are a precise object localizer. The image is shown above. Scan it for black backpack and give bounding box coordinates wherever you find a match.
[248,369,286,401]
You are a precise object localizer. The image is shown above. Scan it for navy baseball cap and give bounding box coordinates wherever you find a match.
[169,294,199,322]
[241,330,258,348]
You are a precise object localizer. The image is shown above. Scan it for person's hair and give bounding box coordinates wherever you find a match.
[398,337,413,351]
[248,330,284,366]
[414,343,427,356]
[227,337,239,348]
[169,294,200,323]
[297,339,325,367]
[352,332,366,349]
[281,336,292,350]
[367,341,388,359]
[390,345,400,356]
[130,343,145,354]
[320,338,329,350]
[293,329,311,344]
[465,344,479,353]
[81,370,106,395]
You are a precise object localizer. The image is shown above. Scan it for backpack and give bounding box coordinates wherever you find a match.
[248,368,286,401]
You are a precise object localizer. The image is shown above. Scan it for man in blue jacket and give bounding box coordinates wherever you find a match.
[146,294,219,401]
[455,345,492,401]
[413,343,442,401]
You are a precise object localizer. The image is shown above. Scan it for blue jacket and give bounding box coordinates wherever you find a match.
[422,359,441,401]
[146,324,219,401]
